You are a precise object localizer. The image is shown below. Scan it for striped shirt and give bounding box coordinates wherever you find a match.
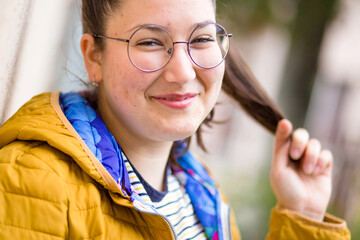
[124,157,206,240]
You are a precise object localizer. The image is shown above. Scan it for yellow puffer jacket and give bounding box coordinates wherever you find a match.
[0,92,351,239]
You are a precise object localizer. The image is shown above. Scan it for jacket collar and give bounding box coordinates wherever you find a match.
[0,92,129,199]
[0,91,229,239]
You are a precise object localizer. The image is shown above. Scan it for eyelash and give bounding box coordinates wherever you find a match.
[137,40,163,46]
[191,36,215,43]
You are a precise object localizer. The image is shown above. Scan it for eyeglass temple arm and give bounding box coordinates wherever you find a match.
[218,33,232,37]
[91,34,130,43]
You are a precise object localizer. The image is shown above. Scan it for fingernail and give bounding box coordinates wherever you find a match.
[304,163,314,174]
[291,149,300,159]
[314,166,320,175]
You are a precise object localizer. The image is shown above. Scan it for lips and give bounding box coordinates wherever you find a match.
[152,93,198,109]
[155,93,197,101]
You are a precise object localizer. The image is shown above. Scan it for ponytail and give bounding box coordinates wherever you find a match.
[175,46,285,158]
[222,46,284,134]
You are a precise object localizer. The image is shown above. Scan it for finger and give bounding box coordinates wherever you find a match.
[314,149,333,176]
[289,128,309,160]
[273,119,293,169]
[301,138,321,175]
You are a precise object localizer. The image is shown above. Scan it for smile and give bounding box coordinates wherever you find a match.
[152,93,198,109]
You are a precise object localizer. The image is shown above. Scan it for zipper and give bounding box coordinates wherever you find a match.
[223,203,232,240]
[109,191,177,239]
[134,205,178,240]
[218,200,232,240]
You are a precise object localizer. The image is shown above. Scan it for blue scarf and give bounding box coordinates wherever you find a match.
[60,92,225,240]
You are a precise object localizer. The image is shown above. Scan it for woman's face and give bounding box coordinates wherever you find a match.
[98,0,225,143]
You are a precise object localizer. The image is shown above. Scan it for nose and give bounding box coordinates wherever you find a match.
[162,43,196,84]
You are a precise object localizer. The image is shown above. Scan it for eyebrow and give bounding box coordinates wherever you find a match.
[124,20,216,34]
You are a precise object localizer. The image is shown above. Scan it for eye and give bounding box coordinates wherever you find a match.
[191,35,215,44]
[136,39,163,47]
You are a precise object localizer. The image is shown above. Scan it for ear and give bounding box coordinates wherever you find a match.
[80,33,103,84]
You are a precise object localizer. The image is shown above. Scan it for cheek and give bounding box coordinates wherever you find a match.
[201,64,225,92]
[200,65,224,114]
[105,57,139,92]
[104,64,157,109]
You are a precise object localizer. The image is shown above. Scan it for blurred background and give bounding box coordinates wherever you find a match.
[1,0,359,239]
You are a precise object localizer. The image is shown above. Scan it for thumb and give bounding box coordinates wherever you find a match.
[272,119,293,169]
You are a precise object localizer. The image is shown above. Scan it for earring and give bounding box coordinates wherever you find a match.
[92,75,98,87]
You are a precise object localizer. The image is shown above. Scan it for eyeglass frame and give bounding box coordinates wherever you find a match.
[91,22,232,72]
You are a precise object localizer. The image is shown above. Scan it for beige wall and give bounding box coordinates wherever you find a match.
[0,0,30,123]
[0,0,74,123]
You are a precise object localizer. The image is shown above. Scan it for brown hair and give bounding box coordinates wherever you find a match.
[223,47,284,134]
[82,0,122,50]
[81,0,284,157]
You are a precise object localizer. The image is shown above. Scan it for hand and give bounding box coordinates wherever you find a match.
[270,119,333,222]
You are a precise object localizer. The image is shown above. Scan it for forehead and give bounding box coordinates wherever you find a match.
[106,0,216,34]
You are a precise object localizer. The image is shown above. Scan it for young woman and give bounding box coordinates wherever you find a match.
[0,0,351,239]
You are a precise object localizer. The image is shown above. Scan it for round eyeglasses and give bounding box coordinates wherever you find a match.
[92,22,232,72]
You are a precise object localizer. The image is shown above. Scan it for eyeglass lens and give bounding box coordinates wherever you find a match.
[127,23,230,72]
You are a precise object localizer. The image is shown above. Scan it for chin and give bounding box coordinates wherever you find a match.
[158,127,198,142]
[151,116,205,142]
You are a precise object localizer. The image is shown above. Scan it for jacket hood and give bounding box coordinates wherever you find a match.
[0,92,127,199]
[0,92,234,239]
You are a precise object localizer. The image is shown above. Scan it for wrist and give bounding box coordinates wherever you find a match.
[276,204,325,222]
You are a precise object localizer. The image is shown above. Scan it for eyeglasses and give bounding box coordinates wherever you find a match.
[92,22,232,72]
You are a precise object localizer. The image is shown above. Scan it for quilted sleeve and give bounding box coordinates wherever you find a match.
[0,141,69,239]
[266,205,351,240]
